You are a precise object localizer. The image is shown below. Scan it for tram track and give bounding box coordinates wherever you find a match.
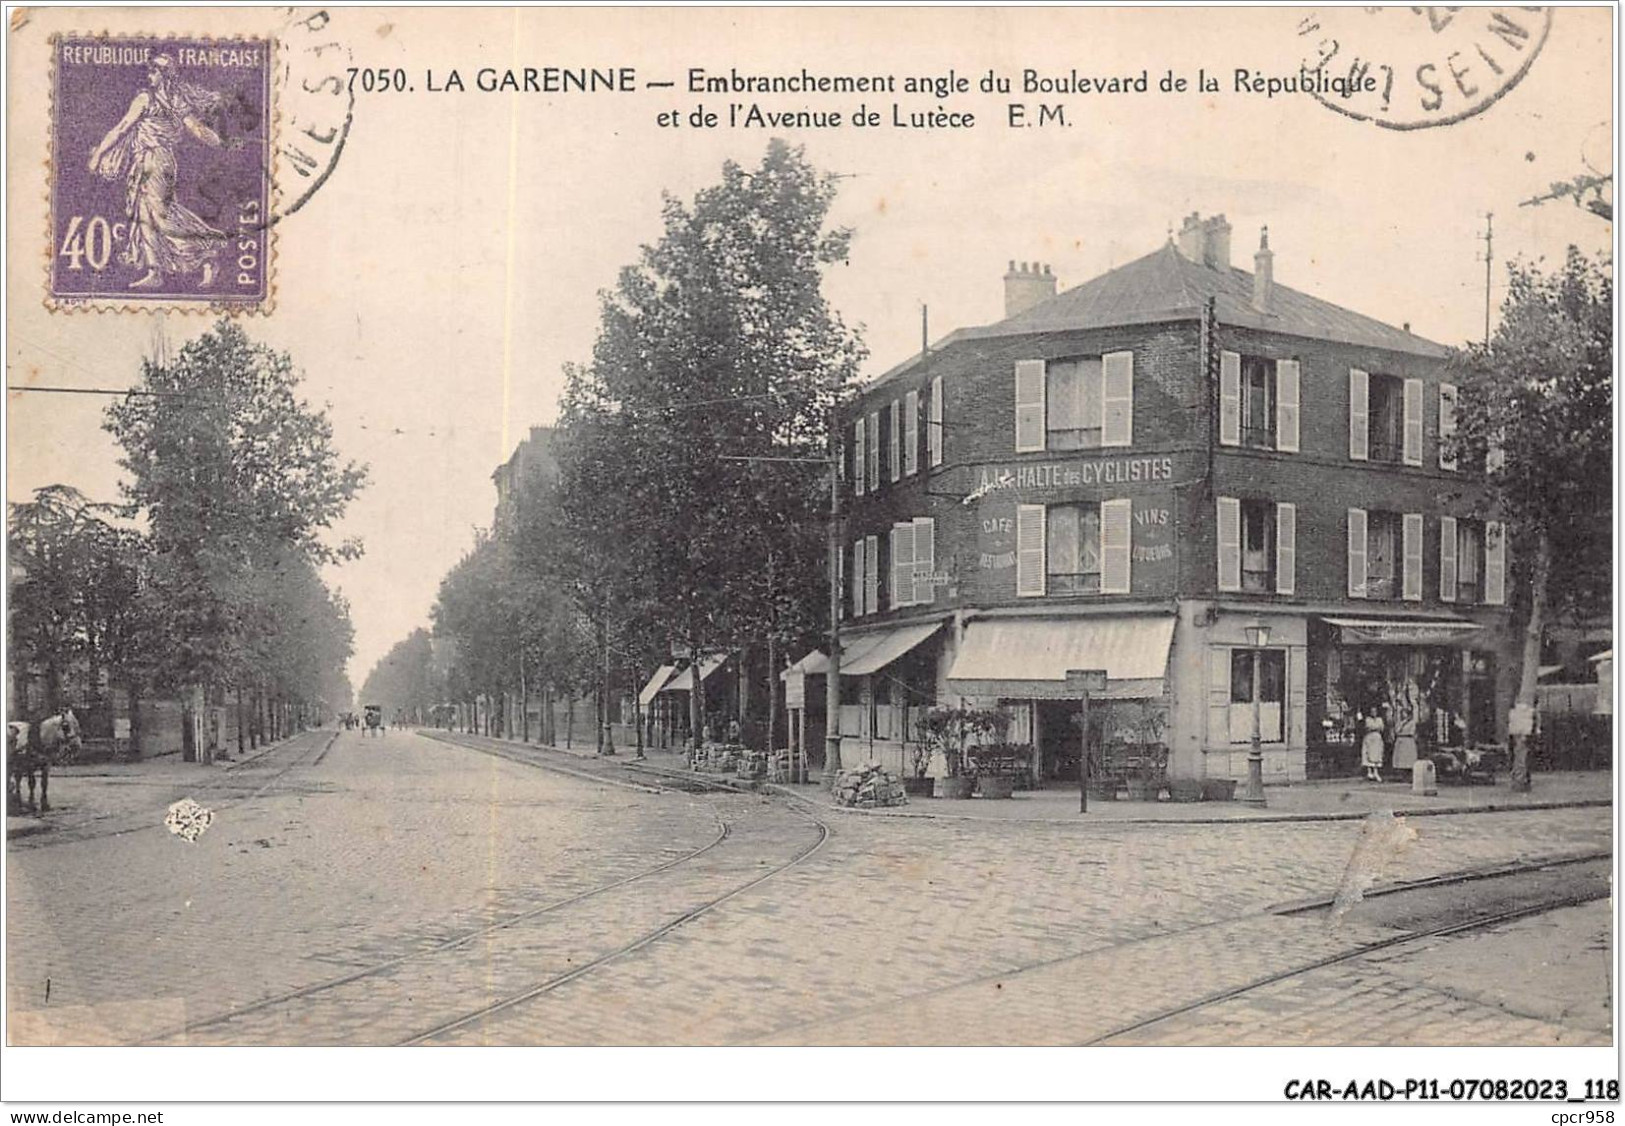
[142,727,830,1046]
[1084,853,1612,1045]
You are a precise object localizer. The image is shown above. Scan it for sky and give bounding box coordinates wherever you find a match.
[6,6,1613,690]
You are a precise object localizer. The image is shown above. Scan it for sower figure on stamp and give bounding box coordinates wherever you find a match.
[87,54,228,290]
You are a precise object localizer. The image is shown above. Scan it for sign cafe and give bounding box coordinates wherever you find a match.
[966,455,1176,503]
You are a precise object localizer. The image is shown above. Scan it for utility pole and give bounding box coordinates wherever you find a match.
[1480,212,1494,347]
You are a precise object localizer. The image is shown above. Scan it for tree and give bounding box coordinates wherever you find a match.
[556,140,864,751]
[104,321,366,760]
[1446,247,1612,790]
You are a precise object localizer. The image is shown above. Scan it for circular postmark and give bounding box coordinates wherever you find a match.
[268,6,355,226]
[1296,7,1554,130]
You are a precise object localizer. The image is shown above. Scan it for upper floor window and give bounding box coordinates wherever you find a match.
[1015,353,1133,454]
[1221,352,1299,452]
[1017,498,1131,597]
[1217,497,1295,596]
[1348,507,1422,601]
[1046,502,1102,594]
[1240,500,1274,591]
[1349,369,1423,466]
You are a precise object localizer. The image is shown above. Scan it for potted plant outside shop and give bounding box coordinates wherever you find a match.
[918,706,1006,800]
[973,742,1026,800]
[903,737,935,799]
[1121,701,1169,802]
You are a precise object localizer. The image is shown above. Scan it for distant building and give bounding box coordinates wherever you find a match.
[492,425,558,533]
[830,213,1513,786]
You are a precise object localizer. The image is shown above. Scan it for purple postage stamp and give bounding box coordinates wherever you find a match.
[48,35,274,312]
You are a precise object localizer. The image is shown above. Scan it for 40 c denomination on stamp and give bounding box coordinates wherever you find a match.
[48,35,274,312]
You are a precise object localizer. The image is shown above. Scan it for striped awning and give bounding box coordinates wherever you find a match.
[841,622,943,677]
[946,616,1175,699]
[637,665,677,707]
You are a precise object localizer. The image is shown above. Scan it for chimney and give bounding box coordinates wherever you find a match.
[1003,260,1057,319]
[1202,214,1232,270]
[1176,212,1205,262]
[1252,225,1274,313]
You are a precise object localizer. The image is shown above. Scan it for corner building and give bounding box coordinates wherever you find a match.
[834,214,1511,786]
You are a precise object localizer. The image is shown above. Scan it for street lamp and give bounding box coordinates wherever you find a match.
[1242,621,1270,806]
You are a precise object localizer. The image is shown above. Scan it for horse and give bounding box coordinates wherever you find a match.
[7,710,82,814]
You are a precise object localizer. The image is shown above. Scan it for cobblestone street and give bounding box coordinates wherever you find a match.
[6,728,1612,1046]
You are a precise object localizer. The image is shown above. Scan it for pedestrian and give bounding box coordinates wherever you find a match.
[1361,709,1386,782]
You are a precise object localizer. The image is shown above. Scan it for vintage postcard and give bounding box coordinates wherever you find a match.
[4,4,1616,1110]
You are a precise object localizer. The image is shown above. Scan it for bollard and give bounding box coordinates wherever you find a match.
[1412,759,1437,796]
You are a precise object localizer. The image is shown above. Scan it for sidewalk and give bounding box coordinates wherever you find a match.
[461,731,1614,826]
[5,737,302,841]
[766,770,1614,824]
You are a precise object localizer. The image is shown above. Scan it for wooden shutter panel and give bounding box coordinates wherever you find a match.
[1216,496,1241,592]
[1438,383,1458,471]
[1014,360,1046,453]
[888,400,901,483]
[1219,351,1242,446]
[1485,521,1506,605]
[1402,513,1423,601]
[867,412,879,492]
[1349,369,1369,460]
[850,539,864,617]
[1016,504,1046,597]
[929,375,944,466]
[1276,502,1296,596]
[864,534,879,616]
[1276,360,1301,453]
[1101,498,1132,594]
[1347,508,1368,598]
[1403,378,1424,466]
[853,419,865,497]
[892,522,916,607]
[1208,646,1231,746]
[913,517,936,605]
[904,390,919,476]
[1439,516,1458,602]
[1102,351,1134,447]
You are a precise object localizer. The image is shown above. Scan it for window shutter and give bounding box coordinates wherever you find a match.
[1102,351,1134,447]
[1349,369,1369,460]
[1014,360,1046,453]
[1347,508,1368,598]
[1276,360,1301,453]
[858,415,871,497]
[1208,646,1231,746]
[1402,513,1423,601]
[1016,504,1046,597]
[1219,351,1241,446]
[1276,502,1296,596]
[913,517,936,605]
[1403,378,1424,466]
[866,412,879,492]
[891,522,916,608]
[1484,520,1506,605]
[1216,496,1241,592]
[929,375,944,466]
[904,390,919,476]
[1438,383,1458,471]
[1439,516,1458,602]
[888,400,901,483]
[1101,498,1132,594]
[850,539,864,617]
[864,534,879,616]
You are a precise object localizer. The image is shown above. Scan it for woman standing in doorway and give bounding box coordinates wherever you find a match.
[1360,708,1387,782]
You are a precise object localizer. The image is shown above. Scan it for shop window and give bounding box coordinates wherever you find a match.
[1229,648,1285,742]
[1241,500,1274,592]
[1367,374,1404,463]
[1366,511,1400,599]
[1046,502,1102,594]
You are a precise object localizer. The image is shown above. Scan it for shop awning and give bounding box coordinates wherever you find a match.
[661,655,728,693]
[637,664,677,707]
[946,616,1175,700]
[841,621,943,677]
[1322,617,1482,646]
[780,650,829,680]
